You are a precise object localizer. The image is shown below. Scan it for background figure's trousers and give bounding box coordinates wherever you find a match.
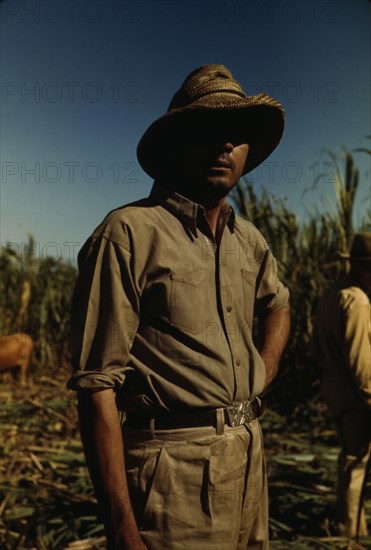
[335,407,371,538]
[123,419,268,550]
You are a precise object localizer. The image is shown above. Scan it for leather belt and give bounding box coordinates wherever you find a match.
[125,398,262,431]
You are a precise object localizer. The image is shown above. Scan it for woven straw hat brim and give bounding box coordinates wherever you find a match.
[137,94,285,179]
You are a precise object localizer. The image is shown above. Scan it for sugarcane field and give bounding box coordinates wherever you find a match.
[1,151,370,550]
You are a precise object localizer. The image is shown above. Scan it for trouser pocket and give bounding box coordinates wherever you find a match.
[139,441,212,536]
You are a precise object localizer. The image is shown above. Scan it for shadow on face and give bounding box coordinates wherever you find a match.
[158,111,250,181]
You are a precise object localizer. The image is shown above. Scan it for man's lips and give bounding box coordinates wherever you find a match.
[206,157,234,170]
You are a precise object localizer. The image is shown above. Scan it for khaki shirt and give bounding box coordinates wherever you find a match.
[67,182,289,413]
[312,275,371,415]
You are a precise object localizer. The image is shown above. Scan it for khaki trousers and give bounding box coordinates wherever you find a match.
[123,419,268,550]
[335,406,371,538]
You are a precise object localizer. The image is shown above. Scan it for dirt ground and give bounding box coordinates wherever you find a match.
[1,368,370,549]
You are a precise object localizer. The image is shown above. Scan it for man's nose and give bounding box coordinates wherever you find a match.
[215,142,234,154]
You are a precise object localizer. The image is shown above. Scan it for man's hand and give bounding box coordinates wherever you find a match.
[77,389,147,550]
[107,516,148,550]
[107,528,148,550]
[259,304,290,391]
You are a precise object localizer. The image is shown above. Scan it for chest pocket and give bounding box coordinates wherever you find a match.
[241,268,256,327]
[170,269,205,334]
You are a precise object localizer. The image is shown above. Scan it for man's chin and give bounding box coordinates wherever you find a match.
[202,174,236,196]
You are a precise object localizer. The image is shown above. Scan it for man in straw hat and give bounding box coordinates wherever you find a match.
[68,65,290,549]
[312,232,371,539]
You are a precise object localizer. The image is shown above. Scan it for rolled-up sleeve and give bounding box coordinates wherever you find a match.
[255,247,289,315]
[67,228,140,392]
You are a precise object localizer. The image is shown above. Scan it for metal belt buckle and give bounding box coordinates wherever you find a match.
[225,400,254,427]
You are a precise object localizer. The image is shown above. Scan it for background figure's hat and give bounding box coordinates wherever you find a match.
[339,232,371,261]
[137,64,285,179]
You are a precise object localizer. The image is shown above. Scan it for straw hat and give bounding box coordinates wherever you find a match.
[339,232,371,261]
[137,64,285,179]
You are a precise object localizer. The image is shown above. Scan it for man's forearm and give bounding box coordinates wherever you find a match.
[259,304,290,391]
[77,389,145,549]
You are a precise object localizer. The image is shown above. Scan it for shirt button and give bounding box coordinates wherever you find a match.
[236,358,241,366]
[226,305,233,313]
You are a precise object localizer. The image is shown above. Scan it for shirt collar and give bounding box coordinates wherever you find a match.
[149,181,235,239]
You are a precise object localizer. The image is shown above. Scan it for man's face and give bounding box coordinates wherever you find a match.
[170,129,250,205]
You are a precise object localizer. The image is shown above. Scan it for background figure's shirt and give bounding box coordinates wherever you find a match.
[67,182,289,413]
[312,275,371,415]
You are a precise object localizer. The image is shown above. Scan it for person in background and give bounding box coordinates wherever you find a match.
[312,232,371,539]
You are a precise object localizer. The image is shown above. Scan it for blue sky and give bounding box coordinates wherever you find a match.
[1,0,370,263]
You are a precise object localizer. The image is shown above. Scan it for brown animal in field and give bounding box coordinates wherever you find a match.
[0,333,34,385]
